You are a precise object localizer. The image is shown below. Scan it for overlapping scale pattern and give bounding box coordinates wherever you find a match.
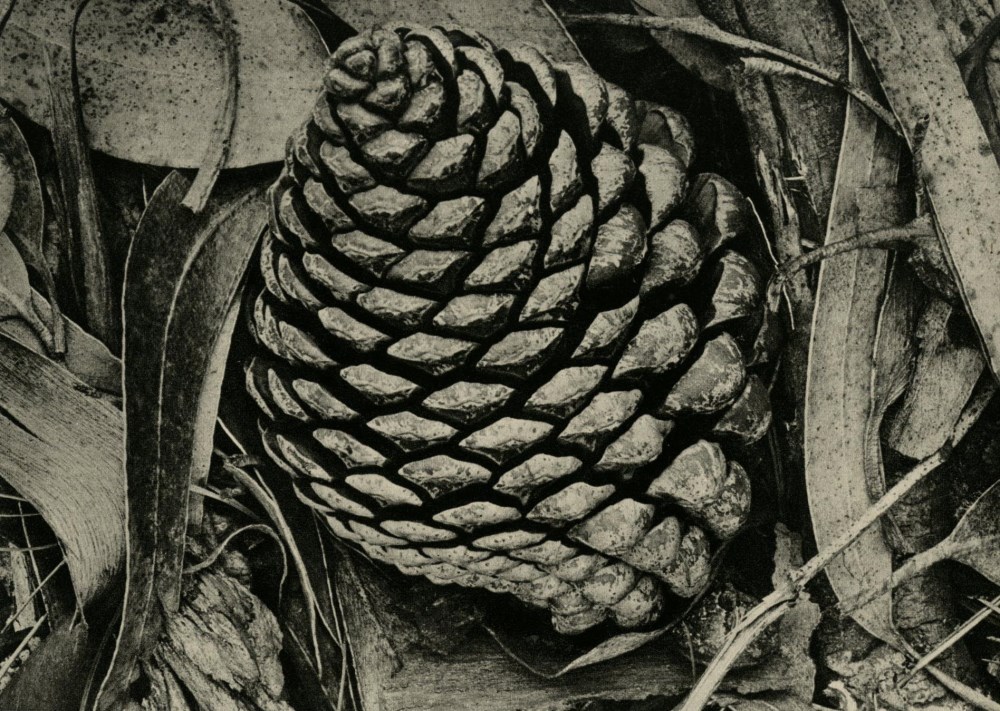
[249,26,772,634]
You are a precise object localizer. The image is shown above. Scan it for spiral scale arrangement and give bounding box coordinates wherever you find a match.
[248,25,771,634]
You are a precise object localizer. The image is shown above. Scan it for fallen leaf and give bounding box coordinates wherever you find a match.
[0,232,52,348]
[632,0,733,90]
[753,524,820,703]
[886,298,984,460]
[864,259,917,500]
[0,287,121,395]
[97,171,266,710]
[0,334,124,606]
[928,478,1000,587]
[314,0,583,62]
[0,0,327,169]
[842,0,1000,381]
[46,43,115,346]
[803,36,907,644]
[181,0,238,212]
[0,112,60,346]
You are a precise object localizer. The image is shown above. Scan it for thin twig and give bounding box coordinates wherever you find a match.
[767,217,935,308]
[673,383,996,711]
[184,523,286,577]
[741,57,899,130]
[899,593,1000,685]
[564,13,900,133]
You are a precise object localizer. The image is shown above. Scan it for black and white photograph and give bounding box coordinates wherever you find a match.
[0,1,998,709]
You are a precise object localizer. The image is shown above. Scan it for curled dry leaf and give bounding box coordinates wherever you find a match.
[98,171,266,710]
[0,288,121,395]
[0,334,124,606]
[0,112,60,344]
[632,0,733,90]
[46,43,115,347]
[314,0,583,62]
[0,0,327,169]
[0,232,52,348]
[886,298,984,461]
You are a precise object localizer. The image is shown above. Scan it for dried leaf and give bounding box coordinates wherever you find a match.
[752,525,820,703]
[0,289,121,395]
[886,298,984,460]
[0,112,55,305]
[97,172,266,709]
[864,260,917,499]
[843,0,1000,381]
[632,0,733,90]
[0,334,124,605]
[943,479,1000,585]
[803,37,906,644]
[46,42,115,346]
[315,0,583,62]
[0,232,52,347]
[0,0,327,169]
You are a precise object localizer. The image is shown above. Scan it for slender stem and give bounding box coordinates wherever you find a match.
[900,593,1000,684]
[768,218,934,304]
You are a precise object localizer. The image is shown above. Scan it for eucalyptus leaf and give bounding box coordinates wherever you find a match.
[0,112,55,311]
[803,36,907,645]
[0,334,124,606]
[0,231,51,346]
[98,171,266,710]
[844,0,1000,381]
[0,0,327,169]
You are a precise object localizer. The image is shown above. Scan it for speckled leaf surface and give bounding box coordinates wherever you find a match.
[0,0,327,169]
[844,0,1000,381]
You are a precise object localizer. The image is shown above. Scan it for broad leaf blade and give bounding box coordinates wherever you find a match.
[0,0,327,169]
[99,171,266,709]
[317,0,583,62]
[0,334,124,605]
[843,0,1000,381]
[803,40,906,643]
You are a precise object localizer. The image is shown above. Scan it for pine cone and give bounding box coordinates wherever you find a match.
[247,26,772,635]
